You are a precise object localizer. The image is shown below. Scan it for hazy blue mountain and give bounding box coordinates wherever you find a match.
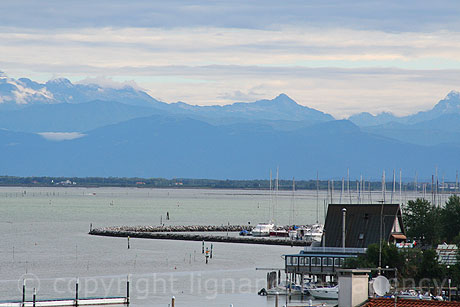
[348,112,400,127]
[0,100,168,132]
[2,114,460,180]
[349,91,460,127]
[362,113,460,146]
[407,90,460,123]
[0,74,163,108]
[0,73,335,131]
[165,93,334,123]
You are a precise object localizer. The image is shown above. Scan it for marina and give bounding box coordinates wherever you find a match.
[0,186,457,306]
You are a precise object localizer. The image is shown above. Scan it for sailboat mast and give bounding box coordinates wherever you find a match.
[399,169,402,205]
[382,170,386,203]
[316,171,319,223]
[269,169,272,221]
[340,177,344,204]
[391,169,395,204]
[275,167,279,222]
[347,168,351,204]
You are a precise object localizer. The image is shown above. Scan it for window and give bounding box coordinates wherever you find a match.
[311,257,317,266]
[334,258,340,266]
[305,257,310,265]
[322,257,328,266]
[339,258,345,266]
[328,258,333,266]
[299,257,304,265]
[292,257,298,265]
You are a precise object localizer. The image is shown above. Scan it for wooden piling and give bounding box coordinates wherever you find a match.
[127,276,130,304]
[75,278,79,306]
[171,296,175,307]
[33,288,36,307]
[22,280,25,307]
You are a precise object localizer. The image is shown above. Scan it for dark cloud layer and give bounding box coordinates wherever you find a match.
[1,0,460,32]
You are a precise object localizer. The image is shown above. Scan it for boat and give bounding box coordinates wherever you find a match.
[308,285,339,299]
[252,222,275,237]
[303,224,324,244]
[270,226,288,237]
[259,281,303,296]
[239,229,250,236]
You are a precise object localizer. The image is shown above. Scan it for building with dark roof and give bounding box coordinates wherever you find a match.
[322,203,406,248]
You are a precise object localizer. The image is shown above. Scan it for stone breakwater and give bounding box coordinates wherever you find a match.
[89,226,308,247]
[98,225,254,233]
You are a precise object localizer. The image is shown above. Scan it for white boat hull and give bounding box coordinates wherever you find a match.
[309,287,338,300]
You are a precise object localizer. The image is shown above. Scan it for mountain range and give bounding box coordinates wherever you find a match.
[1,72,459,180]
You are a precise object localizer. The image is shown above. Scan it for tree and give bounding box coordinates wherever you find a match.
[403,198,441,246]
[441,195,460,242]
[416,249,443,283]
[344,243,405,275]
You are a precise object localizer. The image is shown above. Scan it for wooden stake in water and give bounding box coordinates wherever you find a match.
[75,278,79,304]
[171,296,175,307]
[127,275,130,303]
[22,280,25,306]
[33,288,36,307]
[127,236,130,249]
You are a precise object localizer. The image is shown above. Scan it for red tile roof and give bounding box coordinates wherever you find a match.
[363,298,460,307]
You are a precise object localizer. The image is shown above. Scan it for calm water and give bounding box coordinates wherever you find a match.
[0,186,436,306]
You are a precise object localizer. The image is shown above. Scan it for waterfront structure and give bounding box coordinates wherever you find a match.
[284,203,406,284]
[322,203,406,248]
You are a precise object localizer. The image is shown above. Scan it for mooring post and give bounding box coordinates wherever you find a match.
[171,296,175,307]
[205,247,209,264]
[90,223,92,232]
[22,280,25,307]
[33,288,36,307]
[275,292,279,307]
[75,278,79,306]
[127,275,130,304]
[202,241,204,254]
[210,244,213,259]
[127,236,130,249]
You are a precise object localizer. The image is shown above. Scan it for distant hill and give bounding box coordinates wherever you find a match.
[0,100,167,132]
[1,114,460,179]
[349,91,460,146]
[1,72,460,179]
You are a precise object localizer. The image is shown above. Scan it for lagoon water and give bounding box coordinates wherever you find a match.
[0,186,436,306]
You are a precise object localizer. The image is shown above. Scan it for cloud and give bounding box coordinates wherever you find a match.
[38,132,86,141]
[1,1,460,32]
[76,76,144,91]
[1,2,460,118]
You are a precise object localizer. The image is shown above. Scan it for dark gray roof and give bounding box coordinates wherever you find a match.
[322,203,405,248]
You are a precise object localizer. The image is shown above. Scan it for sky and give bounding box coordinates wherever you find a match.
[1,1,460,118]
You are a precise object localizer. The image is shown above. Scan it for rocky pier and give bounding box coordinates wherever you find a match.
[89,225,309,246]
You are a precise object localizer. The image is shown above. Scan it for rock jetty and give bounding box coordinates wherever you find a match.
[89,225,308,247]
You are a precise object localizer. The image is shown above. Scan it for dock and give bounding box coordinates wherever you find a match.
[0,297,128,306]
[89,226,309,247]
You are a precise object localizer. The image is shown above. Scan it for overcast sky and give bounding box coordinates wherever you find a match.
[1,1,460,117]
